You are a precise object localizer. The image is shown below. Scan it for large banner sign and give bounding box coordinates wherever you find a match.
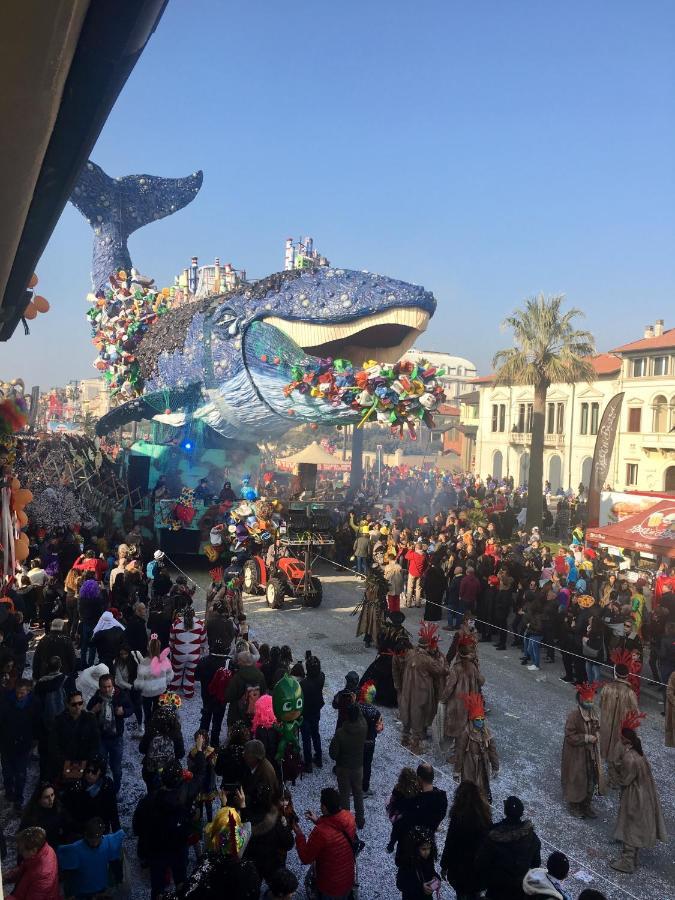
[587,392,624,528]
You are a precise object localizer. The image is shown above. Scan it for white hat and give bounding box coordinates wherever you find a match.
[153,550,165,561]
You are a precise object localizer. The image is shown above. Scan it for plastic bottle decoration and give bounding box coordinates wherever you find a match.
[284,357,445,438]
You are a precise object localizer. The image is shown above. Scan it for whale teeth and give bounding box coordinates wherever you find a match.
[262,307,429,365]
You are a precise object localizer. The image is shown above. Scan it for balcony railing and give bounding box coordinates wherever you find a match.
[510,431,566,448]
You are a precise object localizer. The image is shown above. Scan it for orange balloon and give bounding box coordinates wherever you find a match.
[28,273,38,288]
[15,533,29,562]
[10,477,20,490]
[13,488,33,508]
[24,302,37,320]
[17,510,28,527]
[34,295,50,313]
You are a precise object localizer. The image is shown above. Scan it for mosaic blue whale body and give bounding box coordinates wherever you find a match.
[96,267,436,439]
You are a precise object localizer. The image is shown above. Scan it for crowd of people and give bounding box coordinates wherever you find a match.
[0,471,672,899]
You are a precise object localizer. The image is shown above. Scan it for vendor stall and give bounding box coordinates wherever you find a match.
[586,499,675,560]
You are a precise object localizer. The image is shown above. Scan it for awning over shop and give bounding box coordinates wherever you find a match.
[586,499,675,558]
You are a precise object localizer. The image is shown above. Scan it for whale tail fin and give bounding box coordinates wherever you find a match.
[70,160,203,290]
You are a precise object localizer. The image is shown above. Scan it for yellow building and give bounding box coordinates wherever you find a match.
[466,320,675,494]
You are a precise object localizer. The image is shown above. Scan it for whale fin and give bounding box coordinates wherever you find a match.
[70,160,203,292]
[95,383,203,436]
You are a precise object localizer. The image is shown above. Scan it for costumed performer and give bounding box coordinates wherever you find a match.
[359,611,411,707]
[453,692,499,803]
[560,682,604,819]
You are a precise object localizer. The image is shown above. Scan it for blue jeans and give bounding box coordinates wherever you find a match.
[80,623,96,668]
[101,733,123,793]
[355,556,368,575]
[1,752,28,804]
[528,635,542,667]
[585,660,602,683]
[301,714,322,764]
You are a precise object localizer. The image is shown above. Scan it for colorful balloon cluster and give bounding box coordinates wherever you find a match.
[86,269,177,400]
[283,357,446,438]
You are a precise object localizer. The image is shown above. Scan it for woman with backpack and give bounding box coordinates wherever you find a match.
[139,703,185,790]
[133,634,172,732]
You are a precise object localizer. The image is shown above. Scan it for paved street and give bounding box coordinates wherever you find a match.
[4,564,673,900]
[178,562,674,900]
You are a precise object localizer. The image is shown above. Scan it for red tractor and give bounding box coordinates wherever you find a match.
[243,541,323,609]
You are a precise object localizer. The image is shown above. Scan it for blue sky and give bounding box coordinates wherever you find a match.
[7,0,675,387]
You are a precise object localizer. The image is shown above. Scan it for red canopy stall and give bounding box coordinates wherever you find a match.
[586,499,675,559]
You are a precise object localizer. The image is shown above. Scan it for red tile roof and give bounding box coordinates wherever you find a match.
[611,328,675,353]
[469,355,619,384]
[591,353,621,376]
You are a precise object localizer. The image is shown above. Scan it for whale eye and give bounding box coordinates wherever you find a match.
[213,307,239,336]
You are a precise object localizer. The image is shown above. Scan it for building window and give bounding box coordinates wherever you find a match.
[632,358,647,377]
[626,463,638,486]
[654,356,668,376]
[546,403,555,435]
[590,402,600,435]
[653,395,668,433]
[627,407,642,433]
[491,404,506,432]
[556,402,565,434]
[580,403,589,435]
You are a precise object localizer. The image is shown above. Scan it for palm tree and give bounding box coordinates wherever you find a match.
[493,294,596,530]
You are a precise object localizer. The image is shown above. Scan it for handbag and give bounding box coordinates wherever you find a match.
[582,636,603,660]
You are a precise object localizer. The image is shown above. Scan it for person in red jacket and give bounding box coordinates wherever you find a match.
[4,826,60,900]
[293,787,357,900]
[405,543,429,609]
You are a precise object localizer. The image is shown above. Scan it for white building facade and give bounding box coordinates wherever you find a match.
[401,349,477,401]
[469,321,675,495]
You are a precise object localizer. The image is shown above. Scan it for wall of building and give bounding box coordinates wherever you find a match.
[471,365,675,494]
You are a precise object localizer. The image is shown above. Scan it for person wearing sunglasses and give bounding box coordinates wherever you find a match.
[62,755,121,836]
[45,690,100,782]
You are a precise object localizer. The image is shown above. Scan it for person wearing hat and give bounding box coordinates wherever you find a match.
[442,635,484,761]
[146,549,165,586]
[453,693,498,803]
[599,652,639,762]
[242,739,280,803]
[608,711,666,873]
[393,624,448,754]
[359,613,412,708]
[523,852,573,900]
[32,618,76,681]
[561,683,603,819]
[475,796,542,899]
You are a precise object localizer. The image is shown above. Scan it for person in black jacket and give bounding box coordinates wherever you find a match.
[122,602,149,654]
[142,744,206,897]
[47,689,101,779]
[475,795,541,900]
[91,612,125,669]
[86,673,133,792]
[20,780,73,848]
[195,638,231,747]
[396,825,440,900]
[441,781,492,899]
[61,755,121,835]
[0,678,42,810]
[243,781,295,884]
[32,619,77,680]
[78,579,106,669]
[300,654,325,772]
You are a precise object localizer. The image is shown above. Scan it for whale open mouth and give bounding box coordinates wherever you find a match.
[261,306,429,367]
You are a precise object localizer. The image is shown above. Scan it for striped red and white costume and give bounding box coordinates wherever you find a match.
[169,615,206,698]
